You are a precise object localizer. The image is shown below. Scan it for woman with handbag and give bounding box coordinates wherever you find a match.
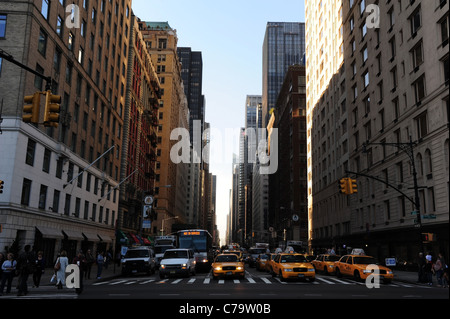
[54,250,69,289]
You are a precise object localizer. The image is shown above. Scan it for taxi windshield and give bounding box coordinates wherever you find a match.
[216,255,238,262]
[280,255,307,263]
[353,257,379,265]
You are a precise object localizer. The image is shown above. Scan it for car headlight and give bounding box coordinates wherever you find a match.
[328,265,335,268]
[284,268,293,272]
[363,269,373,274]
[160,264,166,269]
[214,267,222,271]
[308,268,315,272]
[387,270,393,274]
[236,266,243,270]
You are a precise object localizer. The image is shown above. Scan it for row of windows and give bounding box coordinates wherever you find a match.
[25,138,118,201]
[21,177,115,225]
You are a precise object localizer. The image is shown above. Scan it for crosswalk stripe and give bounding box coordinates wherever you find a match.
[109,280,128,285]
[316,277,336,284]
[140,279,155,284]
[328,277,353,285]
[261,277,272,284]
[247,277,256,284]
[172,279,183,284]
[203,278,210,284]
[218,280,225,284]
[188,278,196,284]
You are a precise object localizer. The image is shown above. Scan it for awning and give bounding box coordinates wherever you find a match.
[35,226,64,239]
[130,233,141,244]
[143,237,151,245]
[62,230,84,241]
[82,232,99,242]
[116,230,129,244]
[97,234,113,243]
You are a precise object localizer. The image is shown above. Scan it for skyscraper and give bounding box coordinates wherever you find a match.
[262,22,305,128]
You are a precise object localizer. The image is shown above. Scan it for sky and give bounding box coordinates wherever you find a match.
[131,0,306,244]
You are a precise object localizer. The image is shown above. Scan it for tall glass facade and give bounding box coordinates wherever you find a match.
[262,22,305,127]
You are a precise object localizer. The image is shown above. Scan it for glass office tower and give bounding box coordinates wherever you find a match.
[262,22,305,127]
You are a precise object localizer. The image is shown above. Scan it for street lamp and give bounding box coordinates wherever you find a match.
[161,216,178,235]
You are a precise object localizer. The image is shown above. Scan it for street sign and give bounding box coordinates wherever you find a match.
[410,210,419,215]
[142,220,151,229]
[385,258,396,267]
[422,214,437,219]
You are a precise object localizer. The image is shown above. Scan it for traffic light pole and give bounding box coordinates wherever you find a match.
[0,49,52,90]
[361,136,424,253]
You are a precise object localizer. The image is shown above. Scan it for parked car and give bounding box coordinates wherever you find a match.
[159,248,196,279]
[121,246,156,276]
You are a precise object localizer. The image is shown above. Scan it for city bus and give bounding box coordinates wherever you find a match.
[176,229,213,271]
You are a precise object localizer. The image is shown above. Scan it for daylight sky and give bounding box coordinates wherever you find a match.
[131,0,306,244]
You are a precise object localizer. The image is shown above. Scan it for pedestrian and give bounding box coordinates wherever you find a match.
[0,252,5,280]
[0,253,16,296]
[434,253,448,288]
[424,252,434,286]
[72,250,86,293]
[96,251,105,279]
[54,250,69,289]
[16,245,36,296]
[417,252,426,283]
[85,249,94,279]
[32,251,45,288]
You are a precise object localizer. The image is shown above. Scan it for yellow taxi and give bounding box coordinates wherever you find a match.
[224,250,244,261]
[212,253,245,279]
[334,255,394,283]
[265,253,277,273]
[270,253,315,282]
[311,254,341,275]
[255,254,270,271]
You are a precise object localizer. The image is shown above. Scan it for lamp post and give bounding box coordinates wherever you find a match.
[161,216,178,236]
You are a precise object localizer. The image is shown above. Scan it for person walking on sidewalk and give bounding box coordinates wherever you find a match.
[16,245,36,296]
[424,252,434,286]
[55,250,69,289]
[72,250,87,294]
[434,253,448,288]
[32,251,45,288]
[85,249,94,279]
[0,253,16,296]
[96,251,105,279]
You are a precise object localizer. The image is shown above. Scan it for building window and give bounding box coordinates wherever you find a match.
[52,190,60,213]
[443,55,449,85]
[41,0,50,20]
[415,111,428,139]
[440,16,449,46]
[0,57,3,77]
[38,185,48,210]
[413,75,426,104]
[25,139,36,166]
[411,40,424,69]
[0,14,6,38]
[410,7,421,36]
[21,178,32,206]
[38,28,48,56]
[42,148,51,173]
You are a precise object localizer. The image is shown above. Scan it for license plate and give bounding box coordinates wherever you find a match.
[132,270,137,273]
[226,271,233,275]
[298,274,304,278]
[170,271,176,274]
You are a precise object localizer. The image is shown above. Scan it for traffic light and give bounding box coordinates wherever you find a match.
[349,179,358,194]
[339,178,349,194]
[43,90,61,127]
[0,180,4,194]
[23,92,41,124]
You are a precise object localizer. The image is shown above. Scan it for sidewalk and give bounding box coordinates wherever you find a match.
[38,262,122,286]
